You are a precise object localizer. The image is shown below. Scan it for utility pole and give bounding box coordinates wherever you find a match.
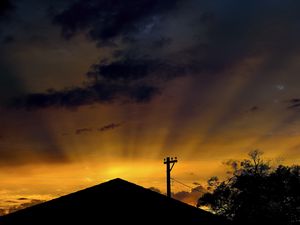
[163,156,178,198]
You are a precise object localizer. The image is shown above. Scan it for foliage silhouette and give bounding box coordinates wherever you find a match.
[197,150,300,225]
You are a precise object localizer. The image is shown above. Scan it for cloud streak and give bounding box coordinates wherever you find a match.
[98,123,121,132]
[12,81,159,109]
[287,99,300,109]
[75,128,92,135]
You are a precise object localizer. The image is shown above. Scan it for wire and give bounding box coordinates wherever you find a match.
[171,177,206,193]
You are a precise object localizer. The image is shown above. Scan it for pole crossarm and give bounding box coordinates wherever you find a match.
[170,161,177,171]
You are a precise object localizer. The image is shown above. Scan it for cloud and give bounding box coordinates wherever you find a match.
[0,198,46,216]
[72,123,122,136]
[148,187,161,194]
[12,80,160,109]
[0,0,14,20]
[74,123,121,135]
[53,0,180,46]
[173,191,190,200]
[75,128,93,135]
[247,106,259,113]
[2,35,15,44]
[87,57,190,82]
[4,199,46,215]
[287,99,300,109]
[173,185,207,206]
[70,123,122,136]
[98,123,121,132]
[54,0,300,78]
[0,208,7,216]
[5,200,17,203]
[147,186,206,206]
[11,53,198,109]
[12,0,300,110]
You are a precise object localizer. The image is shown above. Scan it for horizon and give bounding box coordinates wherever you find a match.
[0,175,207,215]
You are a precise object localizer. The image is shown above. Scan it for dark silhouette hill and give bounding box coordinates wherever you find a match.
[0,178,230,225]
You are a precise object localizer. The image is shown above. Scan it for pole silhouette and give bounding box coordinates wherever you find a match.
[164,157,178,198]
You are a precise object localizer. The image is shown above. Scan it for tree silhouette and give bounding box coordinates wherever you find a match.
[197,150,300,225]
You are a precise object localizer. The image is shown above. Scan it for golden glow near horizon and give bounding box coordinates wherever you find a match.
[0,157,226,212]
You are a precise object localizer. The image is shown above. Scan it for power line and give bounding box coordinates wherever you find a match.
[171,177,206,194]
[171,178,193,189]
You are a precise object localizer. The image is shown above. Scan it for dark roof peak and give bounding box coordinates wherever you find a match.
[1,178,230,225]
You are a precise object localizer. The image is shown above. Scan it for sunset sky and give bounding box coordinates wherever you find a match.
[1,0,300,212]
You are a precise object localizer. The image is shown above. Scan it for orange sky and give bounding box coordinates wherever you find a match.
[1,69,300,212]
[1,73,300,211]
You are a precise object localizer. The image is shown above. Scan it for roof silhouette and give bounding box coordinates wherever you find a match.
[0,178,230,225]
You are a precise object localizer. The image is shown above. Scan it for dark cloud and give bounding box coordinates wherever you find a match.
[98,123,121,132]
[2,35,14,44]
[87,57,192,82]
[148,187,161,194]
[173,185,206,206]
[13,55,197,109]
[89,58,160,81]
[173,191,190,200]
[12,0,300,110]
[5,200,17,203]
[53,0,179,46]
[147,186,206,206]
[248,106,259,112]
[250,106,259,111]
[12,80,159,109]
[75,128,92,135]
[67,123,123,136]
[287,99,300,109]
[0,198,46,216]
[4,199,46,215]
[0,0,14,20]
[289,99,300,103]
[0,208,7,216]
[289,104,300,109]
[152,37,172,48]
[71,123,122,135]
